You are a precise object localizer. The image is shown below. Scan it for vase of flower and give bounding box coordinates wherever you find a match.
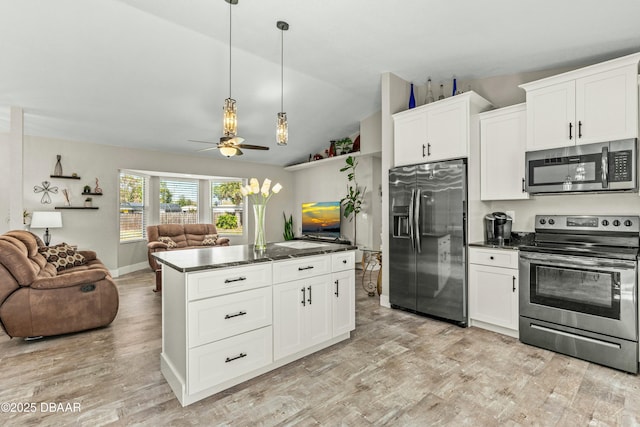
[253,204,267,251]
[241,178,283,251]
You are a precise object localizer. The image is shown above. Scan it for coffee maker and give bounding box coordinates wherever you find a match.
[484,212,513,244]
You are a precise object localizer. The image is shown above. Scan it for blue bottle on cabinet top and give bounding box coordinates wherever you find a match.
[452,78,457,96]
[409,83,416,109]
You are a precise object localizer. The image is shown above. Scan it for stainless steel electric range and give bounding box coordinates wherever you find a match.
[518,214,639,373]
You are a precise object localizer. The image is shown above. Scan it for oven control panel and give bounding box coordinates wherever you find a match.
[535,215,640,232]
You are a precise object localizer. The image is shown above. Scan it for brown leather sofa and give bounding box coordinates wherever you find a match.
[0,230,119,339]
[147,224,230,292]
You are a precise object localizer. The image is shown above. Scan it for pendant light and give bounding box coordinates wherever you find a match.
[276,20,289,146]
[222,0,238,139]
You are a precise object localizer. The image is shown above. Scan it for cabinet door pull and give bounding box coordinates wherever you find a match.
[569,122,573,140]
[342,259,347,264]
[578,121,582,138]
[335,279,339,297]
[490,256,494,260]
[301,287,306,306]
[422,144,426,157]
[522,178,525,192]
[298,266,314,271]
[427,143,431,156]
[224,276,247,284]
[224,311,247,319]
[225,353,247,363]
[307,286,312,305]
[512,276,516,292]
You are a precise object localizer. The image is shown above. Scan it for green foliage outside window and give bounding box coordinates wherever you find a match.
[216,213,238,230]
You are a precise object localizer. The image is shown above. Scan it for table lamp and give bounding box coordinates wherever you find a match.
[30,211,63,246]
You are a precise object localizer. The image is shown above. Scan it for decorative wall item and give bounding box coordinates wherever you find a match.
[33,181,58,204]
[62,189,71,206]
[53,155,63,176]
[94,178,103,194]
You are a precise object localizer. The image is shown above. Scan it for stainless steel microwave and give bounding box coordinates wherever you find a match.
[525,139,637,194]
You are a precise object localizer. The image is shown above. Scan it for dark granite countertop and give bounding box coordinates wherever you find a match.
[153,241,357,273]
[469,232,535,250]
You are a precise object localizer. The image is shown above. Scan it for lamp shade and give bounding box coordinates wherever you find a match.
[30,211,62,229]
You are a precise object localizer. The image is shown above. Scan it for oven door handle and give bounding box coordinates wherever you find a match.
[519,251,637,270]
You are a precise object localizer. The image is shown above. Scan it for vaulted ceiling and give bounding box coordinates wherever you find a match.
[2,0,640,165]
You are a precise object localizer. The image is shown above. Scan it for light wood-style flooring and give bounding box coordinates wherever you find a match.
[2,269,640,426]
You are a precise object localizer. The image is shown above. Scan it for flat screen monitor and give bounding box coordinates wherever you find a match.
[301,201,341,239]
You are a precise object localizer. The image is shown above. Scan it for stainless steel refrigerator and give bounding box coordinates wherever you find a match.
[389,159,467,326]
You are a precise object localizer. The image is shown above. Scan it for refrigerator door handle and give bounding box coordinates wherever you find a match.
[408,189,415,249]
[414,189,421,253]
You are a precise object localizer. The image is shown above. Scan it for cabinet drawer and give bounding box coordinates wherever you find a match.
[188,326,273,394]
[272,255,330,284]
[468,247,518,269]
[332,251,355,272]
[187,263,272,300]
[188,287,272,347]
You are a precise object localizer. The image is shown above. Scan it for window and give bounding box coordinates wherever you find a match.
[211,179,245,235]
[159,179,199,225]
[119,172,147,241]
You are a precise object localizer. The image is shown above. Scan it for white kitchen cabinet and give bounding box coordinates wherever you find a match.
[331,270,355,336]
[520,53,640,151]
[468,247,519,337]
[479,104,529,201]
[158,247,356,407]
[273,275,333,360]
[393,91,493,167]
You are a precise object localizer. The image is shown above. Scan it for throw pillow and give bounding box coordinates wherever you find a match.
[158,236,178,249]
[39,243,87,272]
[202,234,219,246]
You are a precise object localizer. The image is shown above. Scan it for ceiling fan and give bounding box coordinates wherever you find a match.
[189,136,270,157]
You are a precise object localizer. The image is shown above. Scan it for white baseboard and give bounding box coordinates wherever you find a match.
[379,294,390,308]
[112,261,150,278]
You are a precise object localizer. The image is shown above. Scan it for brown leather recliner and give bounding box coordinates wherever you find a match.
[147,223,230,292]
[0,230,119,338]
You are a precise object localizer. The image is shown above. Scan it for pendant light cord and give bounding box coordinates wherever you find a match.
[228,0,232,99]
[280,27,284,111]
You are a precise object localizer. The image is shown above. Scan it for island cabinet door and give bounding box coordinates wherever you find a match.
[273,275,333,361]
[331,270,355,336]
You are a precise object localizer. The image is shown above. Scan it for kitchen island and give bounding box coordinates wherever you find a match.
[153,241,356,406]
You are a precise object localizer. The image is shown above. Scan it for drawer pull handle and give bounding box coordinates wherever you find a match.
[298,266,314,271]
[224,311,247,319]
[224,276,247,283]
[490,256,494,260]
[342,259,347,264]
[225,353,247,363]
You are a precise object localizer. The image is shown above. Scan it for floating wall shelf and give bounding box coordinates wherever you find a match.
[55,206,99,210]
[50,175,81,180]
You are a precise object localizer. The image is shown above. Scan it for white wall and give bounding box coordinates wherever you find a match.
[22,136,294,274]
[0,107,24,233]
[291,155,380,249]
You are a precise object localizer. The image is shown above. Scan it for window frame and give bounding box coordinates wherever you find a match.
[119,171,148,243]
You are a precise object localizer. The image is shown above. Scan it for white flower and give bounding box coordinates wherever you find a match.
[250,178,260,194]
[272,183,282,194]
[261,179,271,196]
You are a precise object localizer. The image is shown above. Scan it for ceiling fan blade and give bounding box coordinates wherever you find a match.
[236,144,270,150]
[196,146,219,152]
[189,139,217,144]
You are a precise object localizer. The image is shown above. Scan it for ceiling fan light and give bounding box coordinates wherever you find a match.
[223,98,237,137]
[276,112,288,145]
[219,145,238,157]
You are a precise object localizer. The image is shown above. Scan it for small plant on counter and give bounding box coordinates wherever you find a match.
[283,212,294,240]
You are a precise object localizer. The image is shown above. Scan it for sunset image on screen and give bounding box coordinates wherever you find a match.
[301,201,341,238]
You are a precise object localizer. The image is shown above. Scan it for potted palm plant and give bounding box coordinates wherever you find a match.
[340,155,365,245]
